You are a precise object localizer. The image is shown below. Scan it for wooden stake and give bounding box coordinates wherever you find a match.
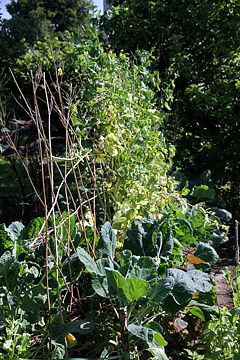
[235,220,239,264]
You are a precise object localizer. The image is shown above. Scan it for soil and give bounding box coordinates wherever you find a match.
[210,235,236,309]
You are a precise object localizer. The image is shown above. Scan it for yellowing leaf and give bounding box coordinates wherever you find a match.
[172,265,187,272]
[192,291,200,299]
[189,247,196,252]
[195,318,202,332]
[66,333,77,348]
[187,254,205,264]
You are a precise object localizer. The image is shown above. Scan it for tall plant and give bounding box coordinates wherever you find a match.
[2,31,175,229]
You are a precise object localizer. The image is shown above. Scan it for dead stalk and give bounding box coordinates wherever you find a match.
[5,56,110,359]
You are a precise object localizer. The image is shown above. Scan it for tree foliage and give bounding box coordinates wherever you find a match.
[6,0,95,34]
[103,0,240,216]
[0,0,95,66]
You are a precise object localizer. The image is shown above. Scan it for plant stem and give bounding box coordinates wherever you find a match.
[127,301,136,321]
[119,307,129,358]
[130,305,151,325]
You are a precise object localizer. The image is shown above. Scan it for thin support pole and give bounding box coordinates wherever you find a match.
[235,220,239,264]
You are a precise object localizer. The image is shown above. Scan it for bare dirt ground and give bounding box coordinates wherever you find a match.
[210,236,236,309]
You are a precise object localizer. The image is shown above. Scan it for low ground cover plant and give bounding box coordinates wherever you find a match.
[186,264,240,360]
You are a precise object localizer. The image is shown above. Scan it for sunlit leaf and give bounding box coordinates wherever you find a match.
[97,222,116,260]
[105,268,131,306]
[128,324,167,347]
[76,247,99,275]
[127,278,149,301]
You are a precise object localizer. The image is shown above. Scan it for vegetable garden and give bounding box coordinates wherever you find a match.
[0,3,239,359]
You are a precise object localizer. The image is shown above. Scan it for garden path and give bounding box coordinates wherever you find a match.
[210,236,236,309]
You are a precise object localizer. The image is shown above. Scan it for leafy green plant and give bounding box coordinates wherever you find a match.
[0,320,32,360]
[223,265,240,308]
[54,221,214,359]
[0,249,49,359]
[187,264,240,360]
[187,306,240,360]
[0,30,176,230]
[71,45,175,231]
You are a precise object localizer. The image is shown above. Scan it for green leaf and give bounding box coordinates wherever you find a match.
[120,249,132,268]
[22,283,48,311]
[49,340,65,359]
[0,251,20,288]
[74,223,99,249]
[62,253,83,279]
[90,257,118,298]
[148,347,169,360]
[113,216,128,230]
[4,222,26,257]
[194,243,219,269]
[9,222,28,257]
[210,207,232,223]
[230,306,240,317]
[97,222,116,260]
[145,321,163,335]
[190,300,219,321]
[166,268,196,305]
[172,170,189,191]
[127,278,149,301]
[209,231,228,248]
[163,217,193,247]
[233,353,240,360]
[128,256,158,282]
[76,247,99,275]
[128,324,167,346]
[52,319,95,338]
[96,257,116,275]
[0,224,13,253]
[21,217,45,239]
[3,339,12,350]
[160,228,174,258]
[6,221,25,242]
[123,219,162,257]
[188,306,205,321]
[105,268,131,306]
[187,270,212,293]
[190,185,215,201]
[148,277,175,307]
[23,263,40,284]
[119,249,132,277]
[91,275,109,298]
[60,211,76,244]
[196,170,214,188]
